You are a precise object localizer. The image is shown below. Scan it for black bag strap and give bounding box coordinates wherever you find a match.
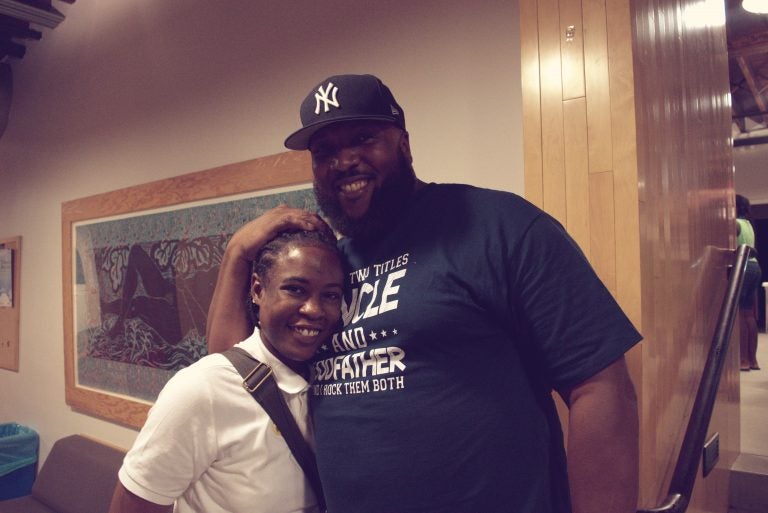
[222,346,326,511]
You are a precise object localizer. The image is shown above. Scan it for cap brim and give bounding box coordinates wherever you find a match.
[284,115,401,151]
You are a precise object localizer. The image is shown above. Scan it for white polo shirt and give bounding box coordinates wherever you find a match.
[118,329,321,513]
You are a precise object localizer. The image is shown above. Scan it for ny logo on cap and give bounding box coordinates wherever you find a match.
[314,82,339,115]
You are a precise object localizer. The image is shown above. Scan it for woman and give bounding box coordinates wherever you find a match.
[737,194,761,371]
[108,226,343,513]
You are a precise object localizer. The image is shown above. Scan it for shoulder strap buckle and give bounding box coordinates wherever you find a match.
[242,361,273,393]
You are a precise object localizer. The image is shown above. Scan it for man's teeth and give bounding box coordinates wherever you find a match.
[340,180,368,193]
[294,327,320,336]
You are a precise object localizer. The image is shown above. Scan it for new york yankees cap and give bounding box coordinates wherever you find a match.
[284,74,406,151]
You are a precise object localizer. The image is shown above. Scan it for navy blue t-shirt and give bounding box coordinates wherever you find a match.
[310,183,641,513]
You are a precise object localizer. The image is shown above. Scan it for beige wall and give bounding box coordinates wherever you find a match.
[735,144,768,203]
[0,0,523,462]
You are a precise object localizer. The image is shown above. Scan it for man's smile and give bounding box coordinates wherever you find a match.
[339,179,370,194]
[335,174,375,196]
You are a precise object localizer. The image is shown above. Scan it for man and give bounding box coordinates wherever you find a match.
[207,74,641,513]
[736,194,761,371]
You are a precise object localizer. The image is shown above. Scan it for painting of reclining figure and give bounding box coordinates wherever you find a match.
[73,185,316,402]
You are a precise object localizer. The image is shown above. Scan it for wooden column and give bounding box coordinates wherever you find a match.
[520,0,735,511]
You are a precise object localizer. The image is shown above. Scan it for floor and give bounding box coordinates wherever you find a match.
[740,332,768,457]
[730,333,768,512]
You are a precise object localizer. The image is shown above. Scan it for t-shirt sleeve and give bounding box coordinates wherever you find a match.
[508,214,642,391]
[118,364,220,505]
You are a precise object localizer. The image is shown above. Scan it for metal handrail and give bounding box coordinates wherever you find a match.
[638,244,752,513]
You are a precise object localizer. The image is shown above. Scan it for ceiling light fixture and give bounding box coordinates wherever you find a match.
[742,0,768,14]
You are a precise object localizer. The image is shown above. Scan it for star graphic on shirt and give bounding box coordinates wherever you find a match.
[369,331,378,341]
[320,344,328,351]
[392,328,398,335]
[380,329,388,337]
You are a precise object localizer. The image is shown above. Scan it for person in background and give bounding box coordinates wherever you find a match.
[737,193,761,371]
[207,74,641,513]
[109,227,343,513]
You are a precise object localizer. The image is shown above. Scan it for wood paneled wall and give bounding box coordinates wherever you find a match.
[632,1,736,511]
[520,0,736,511]
[521,0,642,320]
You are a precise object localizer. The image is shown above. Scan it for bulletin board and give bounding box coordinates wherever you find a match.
[0,236,21,371]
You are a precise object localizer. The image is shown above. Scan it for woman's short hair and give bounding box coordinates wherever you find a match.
[250,229,342,326]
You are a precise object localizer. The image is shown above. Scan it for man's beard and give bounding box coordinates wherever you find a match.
[314,150,416,241]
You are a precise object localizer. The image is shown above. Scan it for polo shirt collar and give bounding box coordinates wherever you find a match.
[236,328,310,395]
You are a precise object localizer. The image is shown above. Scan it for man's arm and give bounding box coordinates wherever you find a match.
[108,482,172,513]
[206,206,329,353]
[561,356,639,513]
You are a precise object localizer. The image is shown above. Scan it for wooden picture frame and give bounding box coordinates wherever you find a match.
[0,235,21,371]
[62,151,313,429]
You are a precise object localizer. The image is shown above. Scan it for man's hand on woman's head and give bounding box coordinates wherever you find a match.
[227,205,332,262]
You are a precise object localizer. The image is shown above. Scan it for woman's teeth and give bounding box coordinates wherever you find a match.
[294,327,320,336]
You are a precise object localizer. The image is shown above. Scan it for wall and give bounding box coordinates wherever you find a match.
[735,143,768,203]
[518,0,642,466]
[519,0,641,331]
[0,0,523,462]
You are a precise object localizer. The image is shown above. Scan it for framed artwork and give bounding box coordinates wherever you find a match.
[0,247,13,308]
[62,151,314,428]
[0,236,21,371]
